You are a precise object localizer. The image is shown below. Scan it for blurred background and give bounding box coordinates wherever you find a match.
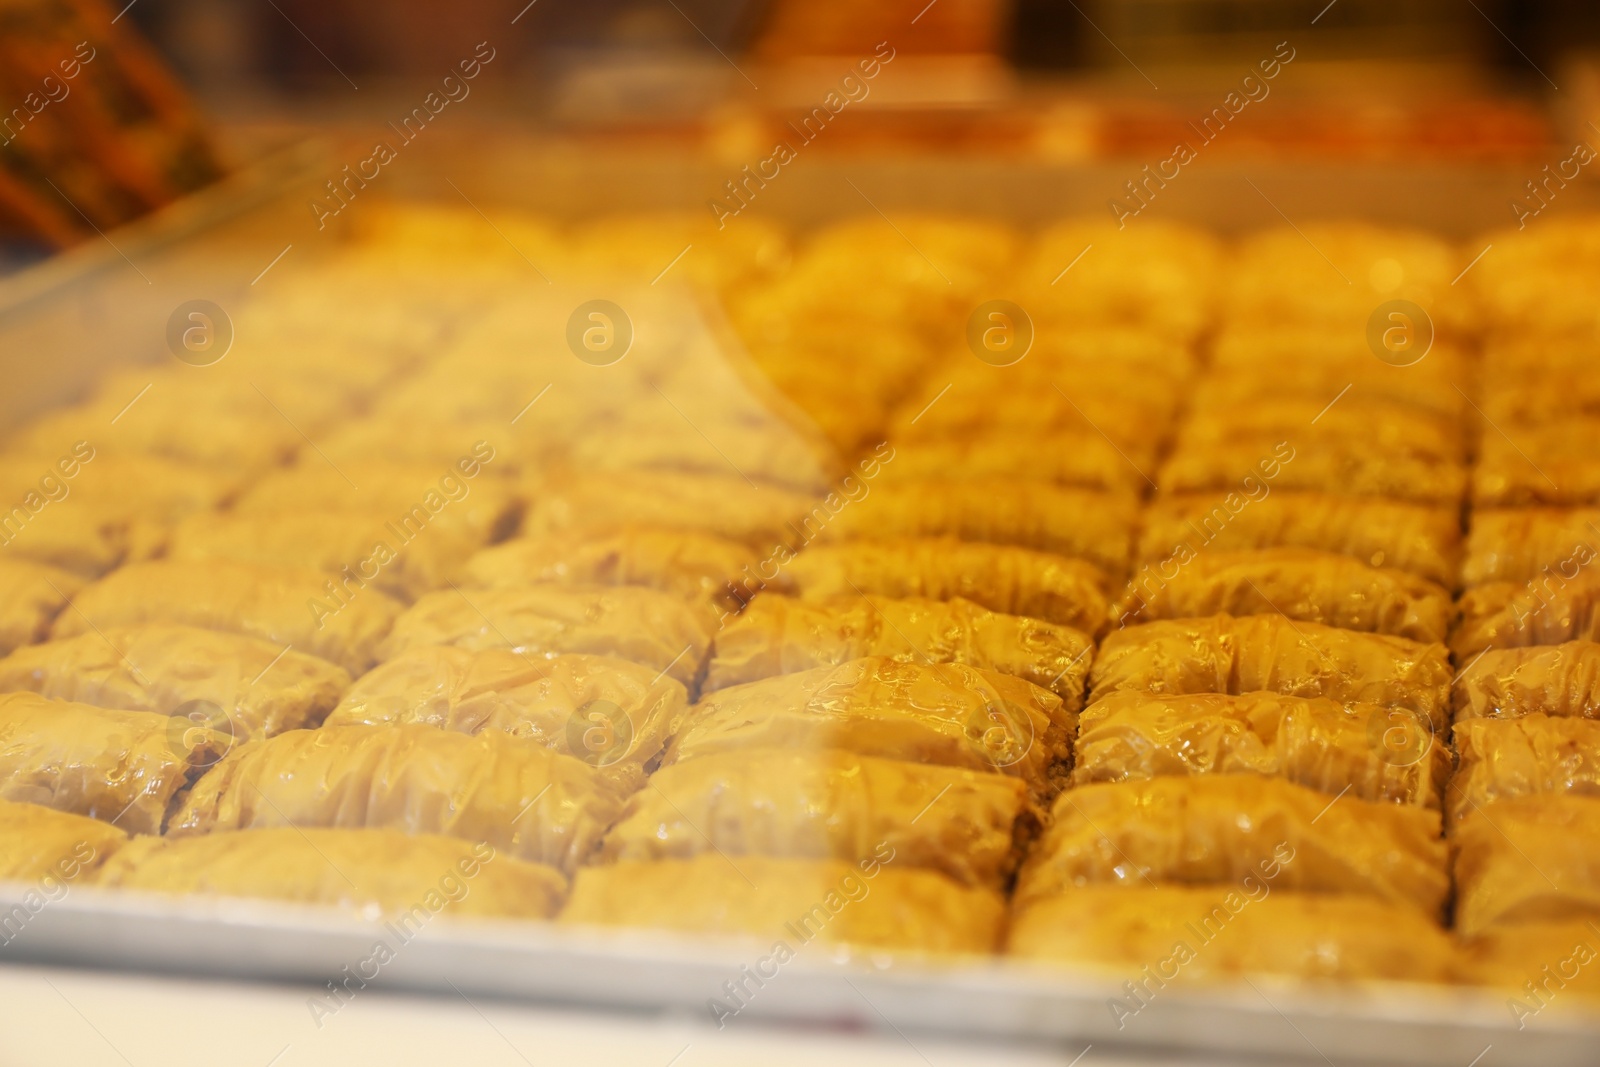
[4,0,1600,266]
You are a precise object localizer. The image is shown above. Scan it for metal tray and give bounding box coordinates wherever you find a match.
[3,131,1598,1064]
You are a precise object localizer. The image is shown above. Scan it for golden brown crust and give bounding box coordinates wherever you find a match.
[705,595,1092,702]
[0,798,127,881]
[1016,776,1448,918]
[1453,641,1600,722]
[562,855,1004,955]
[1454,796,1600,936]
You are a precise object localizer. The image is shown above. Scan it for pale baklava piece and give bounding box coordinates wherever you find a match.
[51,561,403,676]
[669,657,1071,800]
[1453,796,1600,936]
[1014,776,1448,918]
[169,724,620,875]
[325,646,684,790]
[1452,571,1600,658]
[464,527,757,626]
[1159,440,1467,506]
[380,584,708,686]
[1449,716,1600,826]
[1472,419,1600,507]
[525,470,815,552]
[813,480,1135,577]
[1462,507,1600,587]
[705,596,1092,702]
[167,510,473,601]
[1009,886,1453,983]
[882,430,1152,495]
[0,798,128,881]
[1115,548,1452,642]
[0,557,82,655]
[1138,491,1460,586]
[599,749,1031,889]
[562,855,1005,955]
[1073,691,1448,808]
[786,539,1109,635]
[233,458,518,544]
[97,828,567,919]
[1090,615,1452,729]
[0,625,349,740]
[1453,641,1600,722]
[0,692,218,835]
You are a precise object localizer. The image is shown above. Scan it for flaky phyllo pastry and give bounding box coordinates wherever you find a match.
[51,560,403,675]
[324,646,684,788]
[669,657,1071,798]
[0,798,127,880]
[1159,440,1465,505]
[0,692,217,835]
[1073,692,1447,807]
[1091,614,1452,728]
[526,469,815,549]
[1461,507,1600,586]
[1453,569,1600,657]
[0,625,350,740]
[96,828,567,918]
[1008,886,1454,983]
[813,480,1136,576]
[167,510,473,601]
[786,538,1109,634]
[561,855,1006,955]
[168,724,619,874]
[705,595,1092,701]
[0,557,82,655]
[1015,776,1448,918]
[884,431,1153,495]
[1138,491,1460,585]
[601,749,1031,888]
[1115,547,1452,642]
[381,583,708,685]
[1452,640,1600,721]
[464,526,758,625]
[1453,796,1600,935]
[1449,716,1600,825]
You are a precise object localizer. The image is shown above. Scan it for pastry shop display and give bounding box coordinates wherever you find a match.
[5,199,1600,1027]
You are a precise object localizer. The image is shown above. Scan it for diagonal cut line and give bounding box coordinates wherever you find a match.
[1308,783,1351,824]
[511,0,539,24]
[843,178,951,284]
[1046,643,1094,689]
[1465,1045,1493,1067]
[252,244,293,286]
[664,1043,693,1067]
[250,381,359,489]
[650,384,759,488]
[1242,978,1338,1067]
[909,784,952,825]
[1063,0,1157,89]
[1465,0,1557,88]
[264,0,359,90]
[511,384,553,424]
[511,783,553,824]
[1053,383,1158,491]
[42,979,136,1066]
[43,578,152,687]
[661,0,759,89]
[1452,244,1492,286]
[908,383,952,425]
[651,244,693,285]
[110,383,152,424]
[1450,783,1565,894]
[1051,243,1093,284]
[1311,0,1338,23]
[252,785,361,889]
[1451,644,1492,686]
[911,0,940,22]
[1243,177,1351,284]
[1454,384,1559,491]
[648,780,760,888]
[43,178,150,284]
[651,643,696,684]
[445,178,551,282]
[446,980,537,1066]
[1310,384,1352,424]
[249,643,294,686]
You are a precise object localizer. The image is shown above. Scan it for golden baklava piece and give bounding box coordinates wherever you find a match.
[1453,796,1600,935]
[1453,641,1600,722]
[0,558,82,655]
[0,798,127,880]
